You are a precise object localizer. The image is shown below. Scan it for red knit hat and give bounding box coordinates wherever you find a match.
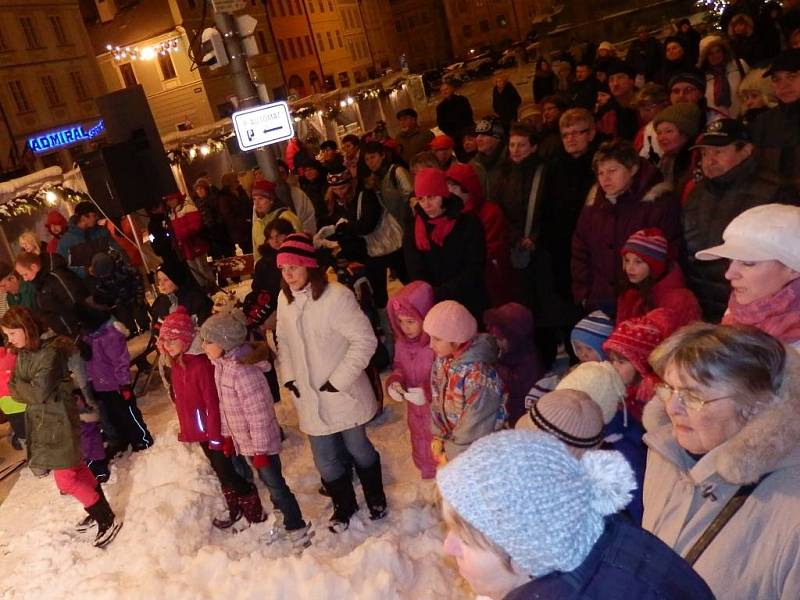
[603,308,675,377]
[430,135,455,150]
[251,179,276,198]
[159,306,195,346]
[276,233,318,268]
[45,210,67,232]
[621,228,668,279]
[414,167,449,198]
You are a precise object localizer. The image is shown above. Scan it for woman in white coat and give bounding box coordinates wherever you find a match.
[275,233,387,532]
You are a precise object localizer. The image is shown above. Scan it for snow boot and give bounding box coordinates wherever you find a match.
[76,485,106,533]
[323,472,359,533]
[355,457,387,520]
[212,486,243,529]
[86,493,122,548]
[238,485,267,524]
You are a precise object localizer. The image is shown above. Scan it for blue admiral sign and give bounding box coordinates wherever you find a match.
[27,120,105,155]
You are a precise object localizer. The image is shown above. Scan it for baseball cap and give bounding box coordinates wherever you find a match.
[691,118,751,148]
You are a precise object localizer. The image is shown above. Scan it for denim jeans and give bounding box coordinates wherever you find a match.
[253,454,305,530]
[307,425,379,482]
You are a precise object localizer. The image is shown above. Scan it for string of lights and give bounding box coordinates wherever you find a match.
[0,185,87,223]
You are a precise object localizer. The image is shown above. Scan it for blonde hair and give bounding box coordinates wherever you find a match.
[441,501,516,574]
[560,108,594,131]
[18,231,40,255]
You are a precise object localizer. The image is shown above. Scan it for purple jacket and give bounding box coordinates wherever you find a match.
[79,421,106,461]
[483,303,544,426]
[85,321,131,392]
[210,345,282,457]
[571,160,680,312]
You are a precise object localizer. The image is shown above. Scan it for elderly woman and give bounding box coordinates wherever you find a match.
[696,203,800,346]
[643,322,800,598]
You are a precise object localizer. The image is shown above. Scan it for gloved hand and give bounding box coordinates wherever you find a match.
[252,454,270,469]
[285,381,300,398]
[222,437,235,458]
[119,385,134,401]
[404,387,426,406]
[387,382,405,402]
[320,380,338,393]
[431,438,447,466]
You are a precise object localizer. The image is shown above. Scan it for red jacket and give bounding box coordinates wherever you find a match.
[617,263,701,328]
[169,353,223,445]
[169,200,208,260]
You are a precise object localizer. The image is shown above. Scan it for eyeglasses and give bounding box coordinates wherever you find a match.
[561,128,590,139]
[654,383,733,412]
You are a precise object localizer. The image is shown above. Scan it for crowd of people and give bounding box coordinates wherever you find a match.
[1,3,800,597]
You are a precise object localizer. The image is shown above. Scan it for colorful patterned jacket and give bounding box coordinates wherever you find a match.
[430,333,507,460]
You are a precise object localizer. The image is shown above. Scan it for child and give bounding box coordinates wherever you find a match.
[603,308,675,423]
[0,345,25,450]
[200,309,311,548]
[423,300,506,463]
[74,390,110,483]
[385,281,438,480]
[617,228,700,327]
[157,307,267,530]
[79,304,153,453]
[483,302,544,427]
[523,310,613,410]
[2,307,121,547]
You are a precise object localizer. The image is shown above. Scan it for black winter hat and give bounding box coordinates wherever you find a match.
[764,48,800,76]
[606,60,635,79]
[158,260,190,288]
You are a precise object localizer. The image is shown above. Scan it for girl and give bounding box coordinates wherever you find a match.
[275,233,387,532]
[423,300,506,463]
[79,304,153,453]
[157,307,267,530]
[617,228,700,327]
[1,306,121,547]
[385,280,438,480]
[200,308,312,547]
[0,344,25,449]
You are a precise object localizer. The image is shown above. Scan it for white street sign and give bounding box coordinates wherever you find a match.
[232,101,294,151]
[211,0,247,13]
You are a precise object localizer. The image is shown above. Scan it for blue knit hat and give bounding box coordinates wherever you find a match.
[571,311,614,360]
[437,430,635,577]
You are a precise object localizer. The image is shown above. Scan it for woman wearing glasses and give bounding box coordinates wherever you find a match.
[642,322,800,599]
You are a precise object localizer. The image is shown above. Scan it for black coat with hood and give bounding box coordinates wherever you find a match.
[31,252,88,338]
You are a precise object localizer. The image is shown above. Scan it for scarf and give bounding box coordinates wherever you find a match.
[711,63,732,109]
[722,277,800,343]
[414,213,456,251]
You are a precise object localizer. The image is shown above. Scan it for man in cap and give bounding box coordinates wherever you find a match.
[602,61,639,140]
[395,108,434,167]
[470,117,507,200]
[682,118,795,321]
[750,48,800,194]
[430,135,458,170]
[668,69,727,128]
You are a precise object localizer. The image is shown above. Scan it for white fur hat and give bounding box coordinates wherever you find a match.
[556,361,626,424]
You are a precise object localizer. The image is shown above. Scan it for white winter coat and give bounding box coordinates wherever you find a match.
[276,281,377,436]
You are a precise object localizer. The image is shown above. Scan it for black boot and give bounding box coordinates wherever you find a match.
[212,486,243,529]
[323,472,359,533]
[355,457,387,520]
[238,484,267,524]
[76,484,105,533]
[86,493,122,548]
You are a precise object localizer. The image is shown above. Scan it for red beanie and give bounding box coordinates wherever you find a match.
[414,167,449,198]
[430,135,455,150]
[45,210,67,231]
[251,179,277,198]
[276,233,318,268]
[603,308,676,377]
[621,228,668,279]
[159,306,195,346]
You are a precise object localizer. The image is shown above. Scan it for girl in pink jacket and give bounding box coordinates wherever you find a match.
[385,281,438,479]
[158,307,266,530]
[200,309,311,549]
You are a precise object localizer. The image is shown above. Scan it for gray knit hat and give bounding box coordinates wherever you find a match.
[437,430,635,577]
[199,308,248,352]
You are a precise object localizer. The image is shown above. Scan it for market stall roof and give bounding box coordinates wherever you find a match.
[0,167,63,206]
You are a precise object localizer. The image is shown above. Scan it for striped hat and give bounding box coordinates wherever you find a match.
[570,311,614,361]
[621,228,668,279]
[276,233,318,268]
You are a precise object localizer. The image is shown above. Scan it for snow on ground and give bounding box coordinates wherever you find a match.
[0,385,473,600]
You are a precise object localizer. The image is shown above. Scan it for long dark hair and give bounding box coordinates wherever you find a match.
[258,218,295,259]
[280,265,328,303]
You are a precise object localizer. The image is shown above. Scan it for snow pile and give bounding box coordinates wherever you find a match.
[0,390,473,600]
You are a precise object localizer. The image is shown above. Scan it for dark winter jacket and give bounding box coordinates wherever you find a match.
[151,283,213,333]
[397,127,435,167]
[532,72,556,103]
[332,188,383,261]
[10,335,82,470]
[492,83,522,130]
[503,515,715,600]
[31,252,88,337]
[251,246,282,307]
[436,94,474,140]
[90,251,144,309]
[617,263,701,328]
[470,143,508,203]
[682,154,792,322]
[749,100,800,194]
[217,186,253,252]
[404,199,489,319]
[569,77,599,110]
[147,212,179,263]
[571,161,680,313]
[299,176,328,224]
[603,411,647,524]
[170,352,223,445]
[57,220,122,279]
[84,320,130,392]
[496,154,544,247]
[627,36,662,80]
[676,27,701,65]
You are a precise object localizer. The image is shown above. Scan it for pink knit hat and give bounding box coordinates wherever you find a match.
[159,306,195,346]
[414,167,449,198]
[276,233,318,268]
[423,300,477,344]
[251,179,276,198]
[603,308,676,377]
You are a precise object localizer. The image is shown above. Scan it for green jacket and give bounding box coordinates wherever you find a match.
[9,336,81,470]
[7,280,35,309]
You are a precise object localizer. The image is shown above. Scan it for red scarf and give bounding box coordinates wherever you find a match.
[414,213,456,251]
[722,277,800,344]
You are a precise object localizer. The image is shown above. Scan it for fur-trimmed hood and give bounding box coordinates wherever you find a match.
[643,347,800,485]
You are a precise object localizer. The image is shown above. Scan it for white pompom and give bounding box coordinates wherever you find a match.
[580,450,636,516]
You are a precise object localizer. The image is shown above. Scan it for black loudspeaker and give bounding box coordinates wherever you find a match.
[89,85,177,213]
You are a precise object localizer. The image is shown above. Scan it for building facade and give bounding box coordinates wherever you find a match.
[0,0,106,175]
[389,0,452,71]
